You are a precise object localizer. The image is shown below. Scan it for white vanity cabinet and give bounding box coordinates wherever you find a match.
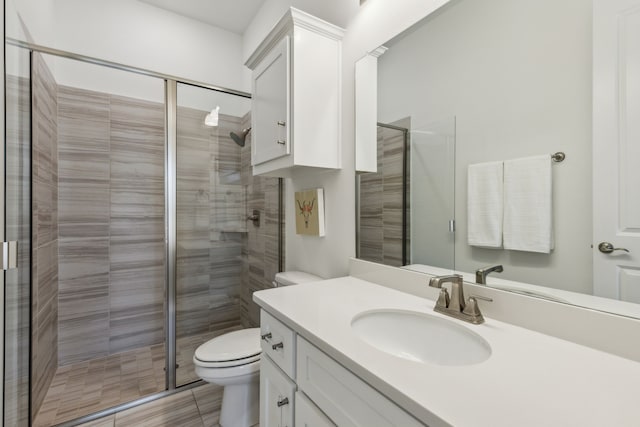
[245,8,344,177]
[259,309,425,427]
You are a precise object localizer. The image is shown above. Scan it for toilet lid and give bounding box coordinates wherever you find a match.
[194,328,261,363]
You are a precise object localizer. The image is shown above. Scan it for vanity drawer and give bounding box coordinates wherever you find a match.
[296,336,425,427]
[260,310,296,378]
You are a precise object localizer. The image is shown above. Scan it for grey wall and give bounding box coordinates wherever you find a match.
[56,85,166,365]
[377,0,593,293]
[31,52,60,418]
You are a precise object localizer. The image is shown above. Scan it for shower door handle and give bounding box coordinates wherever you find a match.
[2,241,18,270]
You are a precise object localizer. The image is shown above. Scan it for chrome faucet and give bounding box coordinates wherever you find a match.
[428,274,489,324]
[475,265,503,284]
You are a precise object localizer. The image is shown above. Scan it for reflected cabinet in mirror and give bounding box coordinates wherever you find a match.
[355,0,640,318]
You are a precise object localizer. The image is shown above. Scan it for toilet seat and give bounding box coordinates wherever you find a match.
[194,328,261,368]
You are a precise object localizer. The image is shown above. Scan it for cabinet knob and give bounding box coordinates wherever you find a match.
[277,120,286,126]
[272,342,284,350]
[261,332,272,341]
[277,397,289,407]
[277,140,286,145]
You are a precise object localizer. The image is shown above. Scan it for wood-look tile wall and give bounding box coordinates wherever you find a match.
[31,53,60,418]
[358,122,410,267]
[239,113,283,328]
[57,86,165,365]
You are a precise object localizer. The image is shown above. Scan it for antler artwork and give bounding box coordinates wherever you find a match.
[297,198,316,228]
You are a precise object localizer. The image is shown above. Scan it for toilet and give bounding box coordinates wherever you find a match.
[193,271,322,427]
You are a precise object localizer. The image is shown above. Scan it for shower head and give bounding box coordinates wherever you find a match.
[230,127,251,147]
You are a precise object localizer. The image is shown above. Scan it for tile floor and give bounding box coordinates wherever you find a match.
[34,330,230,426]
[34,344,166,426]
[76,383,223,427]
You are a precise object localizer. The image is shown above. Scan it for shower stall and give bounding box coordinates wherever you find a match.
[3,42,282,426]
[356,117,455,268]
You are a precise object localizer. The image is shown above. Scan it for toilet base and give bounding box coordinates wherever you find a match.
[219,379,260,427]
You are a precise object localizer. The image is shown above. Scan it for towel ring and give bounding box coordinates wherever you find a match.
[551,152,565,162]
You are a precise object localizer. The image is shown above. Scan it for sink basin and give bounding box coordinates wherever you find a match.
[351,309,491,366]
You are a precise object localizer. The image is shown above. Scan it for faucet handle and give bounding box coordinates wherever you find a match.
[462,295,492,324]
[435,289,450,310]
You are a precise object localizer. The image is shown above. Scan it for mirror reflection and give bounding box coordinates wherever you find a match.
[356,0,640,317]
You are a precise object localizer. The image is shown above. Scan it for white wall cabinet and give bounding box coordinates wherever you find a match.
[259,309,426,427]
[245,8,344,177]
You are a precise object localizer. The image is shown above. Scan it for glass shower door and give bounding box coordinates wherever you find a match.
[175,83,251,386]
[410,117,456,269]
[4,44,32,427]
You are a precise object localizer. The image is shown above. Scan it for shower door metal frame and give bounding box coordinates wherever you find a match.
[165,80,178,391]
[2,38,258,426]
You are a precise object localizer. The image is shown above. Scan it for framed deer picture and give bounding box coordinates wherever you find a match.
[294,188,325,236]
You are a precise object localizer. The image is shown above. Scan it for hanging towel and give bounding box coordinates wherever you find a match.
[503,155,553,253]
[467,161,504,248]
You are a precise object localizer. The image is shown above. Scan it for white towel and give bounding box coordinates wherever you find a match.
[467,161,504,248]
[503,155,553,253]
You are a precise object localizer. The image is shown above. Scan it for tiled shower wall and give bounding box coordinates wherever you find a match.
[358,123,409,267]
[31,53,60,417]
[240,114,283,328]
[56,86,165,365]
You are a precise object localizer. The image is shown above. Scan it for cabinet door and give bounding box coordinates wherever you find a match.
[261,355,296,427]
[295,391,335,427]
[252,36,289,165]
[297,337,426,427]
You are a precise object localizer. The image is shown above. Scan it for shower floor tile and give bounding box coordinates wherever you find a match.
[34,344,166,427]
[76,383,225,427]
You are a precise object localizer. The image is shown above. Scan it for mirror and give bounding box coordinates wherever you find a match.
[356,0,640,317]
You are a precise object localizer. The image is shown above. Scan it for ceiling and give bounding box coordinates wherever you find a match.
[139,0,267,34]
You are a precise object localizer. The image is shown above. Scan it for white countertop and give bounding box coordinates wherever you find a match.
[254,276,640,427]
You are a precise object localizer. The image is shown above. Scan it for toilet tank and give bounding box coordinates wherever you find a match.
[273,271,323,287]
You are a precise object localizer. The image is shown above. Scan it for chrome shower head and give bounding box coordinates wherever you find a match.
[230,127,251,147]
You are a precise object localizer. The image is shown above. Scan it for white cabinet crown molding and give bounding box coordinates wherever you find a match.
[245,7,345,70]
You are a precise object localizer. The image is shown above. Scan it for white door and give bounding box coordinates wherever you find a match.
[593,0,640,302]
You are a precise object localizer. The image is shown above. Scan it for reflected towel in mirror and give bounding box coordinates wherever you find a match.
[467,161,504,248]
[503,155,553,253]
